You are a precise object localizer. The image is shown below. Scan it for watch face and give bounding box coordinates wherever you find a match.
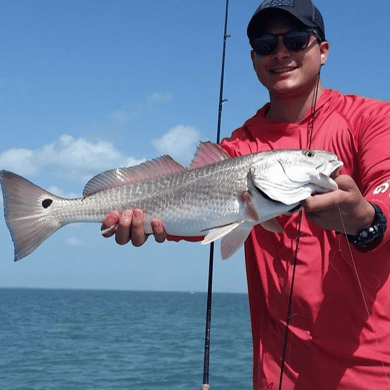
[347,203,387,248]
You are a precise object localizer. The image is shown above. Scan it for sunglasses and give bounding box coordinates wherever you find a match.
[251,29,320,56]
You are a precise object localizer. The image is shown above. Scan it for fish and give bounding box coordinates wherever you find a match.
[0,142,343,261]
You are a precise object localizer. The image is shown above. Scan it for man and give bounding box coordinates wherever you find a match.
[102,1,390,388]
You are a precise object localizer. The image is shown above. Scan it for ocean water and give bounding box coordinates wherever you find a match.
[0,288,252,390]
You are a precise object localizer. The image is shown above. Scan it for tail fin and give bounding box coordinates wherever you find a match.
[0,171,62,261]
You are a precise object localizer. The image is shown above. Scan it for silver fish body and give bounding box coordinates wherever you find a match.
[0,142,343,261]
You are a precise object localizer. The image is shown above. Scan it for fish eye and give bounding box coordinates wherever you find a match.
[304,151,315,158]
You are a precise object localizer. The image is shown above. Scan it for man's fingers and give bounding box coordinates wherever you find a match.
[131,209,148,247]
[151,220,167,243]
[301,190,339,212]
[115,210,133,245]
[102,209,166,246]
[101,211,120,237]
[101,225,118,236]
[302,175,361,212]
[334,175,359,191]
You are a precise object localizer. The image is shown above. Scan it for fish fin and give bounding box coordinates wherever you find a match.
[220,223,253,260]
[0,171,63,261]
[201,222,241,245]
[83,156,185,196]
[188,141,230,170]
[241,191,259,222]
[260,218,284,234]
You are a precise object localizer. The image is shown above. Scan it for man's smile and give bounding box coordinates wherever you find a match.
[269,66,298,74]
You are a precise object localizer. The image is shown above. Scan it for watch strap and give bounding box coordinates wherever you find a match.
[347,203,387,250]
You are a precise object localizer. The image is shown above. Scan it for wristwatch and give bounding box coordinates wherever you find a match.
[347,203,387,251]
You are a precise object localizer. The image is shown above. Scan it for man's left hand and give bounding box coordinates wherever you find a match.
[301,175,375,235]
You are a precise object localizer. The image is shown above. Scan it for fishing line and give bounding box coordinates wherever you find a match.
[279,72,389,387]
[278,211,303,390]
[337,203,390,384]
[278,71,321,389]
[307,70,321,149]
[201,1,230,389]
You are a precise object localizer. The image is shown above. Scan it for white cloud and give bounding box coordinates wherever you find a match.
[152,125,202,166]
[0,148,38,176]
[0,134,145,182]
[66,237,84,246]
[147,92,173,104]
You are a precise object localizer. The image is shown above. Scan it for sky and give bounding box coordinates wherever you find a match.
[0,0,389,293]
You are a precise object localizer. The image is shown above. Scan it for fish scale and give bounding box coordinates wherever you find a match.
[0,142,343,261]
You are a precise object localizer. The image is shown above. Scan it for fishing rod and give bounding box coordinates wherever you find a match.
[278,72,320,390]
[201,1,230,389]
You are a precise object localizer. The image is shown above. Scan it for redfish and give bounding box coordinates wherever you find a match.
[0,142,343,261]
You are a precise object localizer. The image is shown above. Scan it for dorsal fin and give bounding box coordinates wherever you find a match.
[188,141,230,170]
[83,155,185,197]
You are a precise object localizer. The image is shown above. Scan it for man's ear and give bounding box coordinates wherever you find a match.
[319,41,330,66]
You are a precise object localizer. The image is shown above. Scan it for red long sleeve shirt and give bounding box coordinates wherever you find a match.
[219,89,390,390]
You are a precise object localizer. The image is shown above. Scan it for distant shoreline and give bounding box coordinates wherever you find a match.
[0,286,248,295]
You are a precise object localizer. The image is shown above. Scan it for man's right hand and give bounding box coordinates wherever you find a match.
[101,209,167,246]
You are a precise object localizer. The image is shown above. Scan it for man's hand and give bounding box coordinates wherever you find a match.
[301,175,375,235]
[101,209,167,246]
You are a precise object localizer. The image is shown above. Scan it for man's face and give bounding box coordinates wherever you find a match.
[251,15,329,99]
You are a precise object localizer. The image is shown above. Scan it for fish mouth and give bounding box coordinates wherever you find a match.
[314,159,344,191]
[317,159,344,178]
[330,164,343,179]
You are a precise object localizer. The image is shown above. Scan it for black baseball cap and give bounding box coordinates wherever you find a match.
[247,0,325,41]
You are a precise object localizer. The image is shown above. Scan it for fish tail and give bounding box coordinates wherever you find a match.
[0,170,63,261]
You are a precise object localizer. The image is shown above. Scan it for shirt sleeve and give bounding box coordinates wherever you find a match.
[354,99,390,248]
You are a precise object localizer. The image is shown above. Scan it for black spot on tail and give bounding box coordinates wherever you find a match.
[42,199,53,209]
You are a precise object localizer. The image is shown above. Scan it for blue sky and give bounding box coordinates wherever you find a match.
[0,0,389,293]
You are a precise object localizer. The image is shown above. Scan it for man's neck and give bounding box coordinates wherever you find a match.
[266,83,324,123]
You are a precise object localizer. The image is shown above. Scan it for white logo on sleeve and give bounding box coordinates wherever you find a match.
[373,180,390,195]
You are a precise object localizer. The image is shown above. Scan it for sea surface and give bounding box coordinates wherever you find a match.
[0,288,252,390]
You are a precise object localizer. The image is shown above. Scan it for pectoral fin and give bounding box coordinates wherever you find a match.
[202,222,241,245]
[241,191,260,222]
[220,222,253,260]
[260,218,284,234]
